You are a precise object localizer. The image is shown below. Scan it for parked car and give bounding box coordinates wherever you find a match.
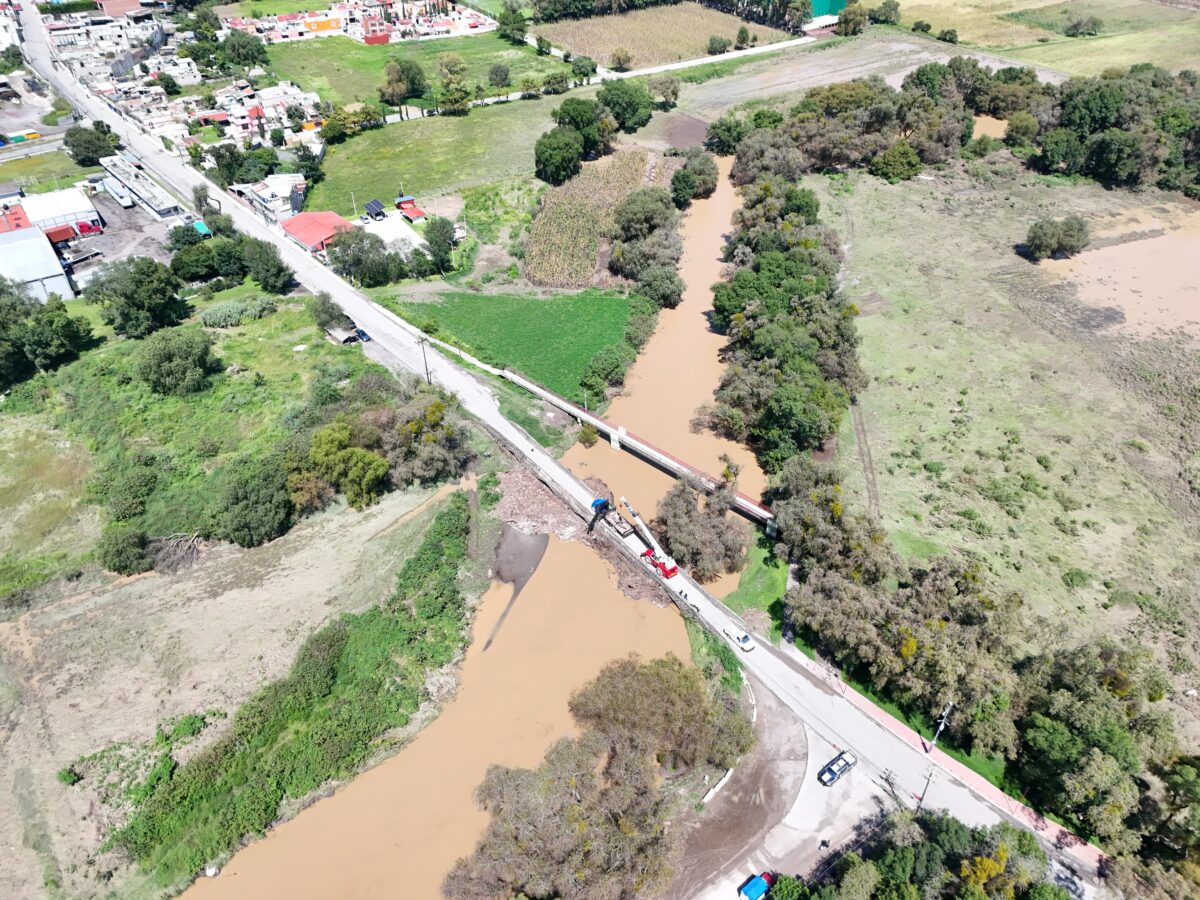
[817,751,857,786]
[355,328,371,342]
[723,625,755,653]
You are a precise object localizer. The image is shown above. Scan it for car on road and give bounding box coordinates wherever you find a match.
[355,328,371,342]
[817,750,857,786]
[723,625,755,653]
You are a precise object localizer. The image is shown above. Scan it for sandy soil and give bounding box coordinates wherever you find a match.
[0,486,453,900]
[1042,207,1200,340]
[562,158,766,598]
[973,114,1007,139]
[185,536,689,900]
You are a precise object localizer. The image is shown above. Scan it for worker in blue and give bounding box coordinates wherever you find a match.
[588,497,611,533]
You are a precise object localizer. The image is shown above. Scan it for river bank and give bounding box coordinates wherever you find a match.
[184,535,689,899]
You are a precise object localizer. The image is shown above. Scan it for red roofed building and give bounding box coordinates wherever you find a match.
[282,211,353,252]
[0,205,31,234]
[99,0,144,17]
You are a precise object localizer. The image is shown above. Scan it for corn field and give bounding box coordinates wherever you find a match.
[523,151,650,288]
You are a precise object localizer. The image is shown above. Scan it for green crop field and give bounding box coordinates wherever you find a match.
[809,163,1200,664]
[218,0,331,15]
[897,0,1200,74]
[382,288,630,397]
[306,93,577,212]
[0,150,101,193]
[266,33,570,108]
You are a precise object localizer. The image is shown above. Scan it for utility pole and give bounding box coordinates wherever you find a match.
[927,701,954,753]
[417,336,431,385]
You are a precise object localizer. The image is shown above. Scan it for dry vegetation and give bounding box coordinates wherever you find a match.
[535,2,791,70]
[523,150,653,287]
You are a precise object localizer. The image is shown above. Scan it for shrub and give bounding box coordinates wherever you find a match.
[307,291,354,331]
[671,167,698,208]
[835,2,868,35]
[751,108,784,130]
[98,523,153,575]
[488,63,511,88]
[636,265,685,309]
[707,35,732,55]
[613,187,675,240]
[937,28,958,43]
[57,767,82,786]
[1062,568,1091,588]
[736,25,750,48]
[869,139,922,181]
[214,457,293,547]
[705,114,746,155]
[1064,15,1102,37]
[868,0,900,24]
[1004,109,1039,146]
[609,48,632,71]
[136,329,216,395]
[912,19,931,32]
[578,423,599,447]
[535,126,584,185]
[199,297,276,328]
[1024,216,1090,260]
[682,148,719,197]
[542,71,569,95]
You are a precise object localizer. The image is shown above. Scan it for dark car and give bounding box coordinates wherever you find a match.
[355,328,371,342]
[817,751,858,786]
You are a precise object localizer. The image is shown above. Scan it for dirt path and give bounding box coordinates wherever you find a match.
[561,157,766,596]
[185,537,689,900]
[851,404,882,520]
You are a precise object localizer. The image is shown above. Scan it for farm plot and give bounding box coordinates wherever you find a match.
[535,3,792,70]
[523,150,651,288]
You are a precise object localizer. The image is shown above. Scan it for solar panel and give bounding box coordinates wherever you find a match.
[364,199,385,216]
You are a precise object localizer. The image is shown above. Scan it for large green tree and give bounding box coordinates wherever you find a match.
[86,257,187,338]
[534,126,585,185]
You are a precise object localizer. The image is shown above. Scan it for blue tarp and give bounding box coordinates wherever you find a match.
[192,221,213,237]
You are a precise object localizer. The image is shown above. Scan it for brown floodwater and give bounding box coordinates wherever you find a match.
[973,114,1007,139]
[562,157,766,597]
[184,537,688,900]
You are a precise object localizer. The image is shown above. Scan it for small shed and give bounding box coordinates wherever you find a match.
[394,195,426,223]
[364,199,386,220]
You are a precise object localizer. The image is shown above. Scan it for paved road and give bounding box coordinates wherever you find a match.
[17,6,1100,889]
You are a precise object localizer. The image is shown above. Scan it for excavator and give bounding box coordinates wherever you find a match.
[619,496,678,580]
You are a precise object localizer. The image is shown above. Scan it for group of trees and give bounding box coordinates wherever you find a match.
[446,654,752,898]
[177,24,269,74]
[700,174,863,472]
[534,80,656,184]
[653,469,751,581]
[708,59,1200,198]
[773,808,1072,900]
[669,146,720,208]
[608,185,686,308]
[167,230,294,295]
[0,278,93,391]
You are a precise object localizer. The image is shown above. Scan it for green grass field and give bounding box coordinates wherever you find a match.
[219,0,331,15]
[810,164,1199,653]
[897,0,1200,74]
[721,535,788,644]
[266,34,570,108]
[306,93,572,212]
[0,150,101,193]
[382,288,630,397]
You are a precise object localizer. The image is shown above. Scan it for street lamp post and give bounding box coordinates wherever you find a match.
[926,701,955,753]
[417,336,431,385]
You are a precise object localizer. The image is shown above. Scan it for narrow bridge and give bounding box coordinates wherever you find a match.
[498,371,776,529]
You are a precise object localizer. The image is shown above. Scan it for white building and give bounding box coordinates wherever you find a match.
[0,228,74,301]
[19,187,102,233]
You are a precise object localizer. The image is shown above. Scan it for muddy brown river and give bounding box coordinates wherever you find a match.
[563,157,766,597]
[185,538,688,900]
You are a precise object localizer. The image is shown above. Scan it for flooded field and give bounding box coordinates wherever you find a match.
[563,157,766,598]
[1043,207,1200,339]
[185,537,688,900]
